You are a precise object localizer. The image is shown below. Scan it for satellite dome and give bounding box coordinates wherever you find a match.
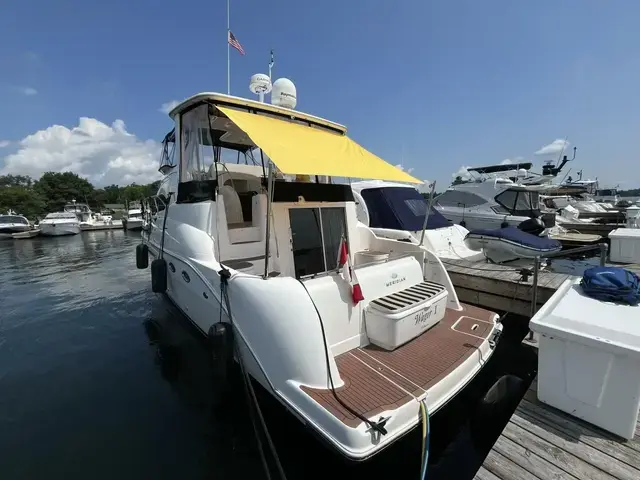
[271,78,297,109]
[517,168,528,178]
[249,74,272,95]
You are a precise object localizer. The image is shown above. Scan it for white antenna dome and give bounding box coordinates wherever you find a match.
[517,168,528,178]
[271,78,297,109]
[249,74,272,95]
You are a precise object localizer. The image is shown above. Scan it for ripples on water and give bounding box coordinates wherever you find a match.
[0,231,535,479]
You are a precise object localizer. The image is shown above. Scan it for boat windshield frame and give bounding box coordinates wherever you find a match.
[493,188,541,217]
[44,212,78,220]
[0,215,29,225]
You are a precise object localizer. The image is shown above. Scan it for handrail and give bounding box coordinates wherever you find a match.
[527,242,608,341]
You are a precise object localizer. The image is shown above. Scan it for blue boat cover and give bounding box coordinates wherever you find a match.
[581,267,640,305]
[466,226,561,251]
[360,187,451,231]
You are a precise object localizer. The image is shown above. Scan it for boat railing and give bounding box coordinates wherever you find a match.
[527,242,608,341]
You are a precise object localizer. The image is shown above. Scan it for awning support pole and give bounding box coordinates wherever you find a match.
[263,160,274,279]
[419,181,437,246]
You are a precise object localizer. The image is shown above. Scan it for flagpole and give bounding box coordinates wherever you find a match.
[226,0,230,95]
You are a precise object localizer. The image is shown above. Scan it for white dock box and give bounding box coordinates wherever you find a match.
[609,228,640,264]
[530,278,640,439]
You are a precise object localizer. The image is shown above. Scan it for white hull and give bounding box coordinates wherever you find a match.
[465,234,561,263]
[143,214,501,460]
[123,218,143,231]
[39,223,81,236]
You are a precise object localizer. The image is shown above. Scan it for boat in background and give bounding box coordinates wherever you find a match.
[351,180,484,261]
[39,212,81,236]
[63,200,122,230]
[136,78,503,461]
[0,210,31,239]
[122,202,143,231]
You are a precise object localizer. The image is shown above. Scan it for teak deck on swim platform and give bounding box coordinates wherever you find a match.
[301,304,495,427]
[474,378,640,480]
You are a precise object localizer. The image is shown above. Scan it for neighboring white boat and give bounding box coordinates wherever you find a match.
[0,210,31,239]
[435,173,555,233]
[63,200,120,230]
[351,180,563,264]
[122,204,143,231]
[138,87,503,461]
[351,180,484,261]
[39,212,81,236]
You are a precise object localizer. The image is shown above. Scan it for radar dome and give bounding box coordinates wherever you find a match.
[517,168,528,178]
[271,78,297,109]
[249,74,272,95]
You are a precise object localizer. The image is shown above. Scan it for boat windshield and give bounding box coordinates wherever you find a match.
[45,212,78,219]
[597,188,617,197]
[0,215,28,225]
[64,203,91,213]
[494,189,541,216]
[360,187,451,231]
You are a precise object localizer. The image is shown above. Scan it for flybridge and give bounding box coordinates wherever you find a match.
[466,163,533,174]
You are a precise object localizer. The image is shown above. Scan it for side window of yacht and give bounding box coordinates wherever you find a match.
[181,105,213,183]
[289,207,347,278]
[435,191,485,207]
[495,190,539,214]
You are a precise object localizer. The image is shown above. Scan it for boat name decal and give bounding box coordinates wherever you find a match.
[414,305,437,325]
[385,276,406,287]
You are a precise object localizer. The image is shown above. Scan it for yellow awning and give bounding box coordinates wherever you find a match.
[217,106,422,184]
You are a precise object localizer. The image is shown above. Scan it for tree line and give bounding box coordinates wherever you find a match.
[0,172,160,220]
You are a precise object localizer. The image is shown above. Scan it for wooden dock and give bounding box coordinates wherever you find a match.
[474,378,640,480]
[560,222,623,237]
[80,221,123,231]
[443,258,640,317]
[443,258,574,317]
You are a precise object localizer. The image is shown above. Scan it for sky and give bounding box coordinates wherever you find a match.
[1,0,639,188]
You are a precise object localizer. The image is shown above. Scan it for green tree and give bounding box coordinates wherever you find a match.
[34,172,94,212]
[0,186,47,220]
[0,174,34,188]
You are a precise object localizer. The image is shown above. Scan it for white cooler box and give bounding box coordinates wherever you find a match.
[365,280,449,351]
[530,277,640,439]
[609,228,640,264]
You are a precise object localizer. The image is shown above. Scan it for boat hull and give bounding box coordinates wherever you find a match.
[39,223,81,236]
[123,218,143,231]
[142,237,501,461]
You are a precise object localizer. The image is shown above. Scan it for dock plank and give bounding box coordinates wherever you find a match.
[493,433,582,480]
[517,399,640,468]
[474,466,502,480]
[501,418,614,480]
[482,449,541,480]
[510,411,640,480]
[479,375,640,480]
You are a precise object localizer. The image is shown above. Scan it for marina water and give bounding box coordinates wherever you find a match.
[0,231,536,479]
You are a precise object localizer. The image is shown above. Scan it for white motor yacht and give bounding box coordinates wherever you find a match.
[435,170,555,232]
[39,212,81,236]
[122,203,143,231]
[64,200,119,229]
[0,210,31,239]
[137,86,503,461]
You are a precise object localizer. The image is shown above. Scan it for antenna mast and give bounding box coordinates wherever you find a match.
[269,49,275,81]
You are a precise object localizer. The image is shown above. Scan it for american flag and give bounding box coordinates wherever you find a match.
[228,31,245,55]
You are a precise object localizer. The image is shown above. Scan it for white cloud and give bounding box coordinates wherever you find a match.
[395,163,415,174]
[0,117,162,186]
[159,100,180,114]
[535,139,570,156]
[0,140,10,148]
[452,165,473,182]
[500,158,512,165]
[18,86,38,96]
